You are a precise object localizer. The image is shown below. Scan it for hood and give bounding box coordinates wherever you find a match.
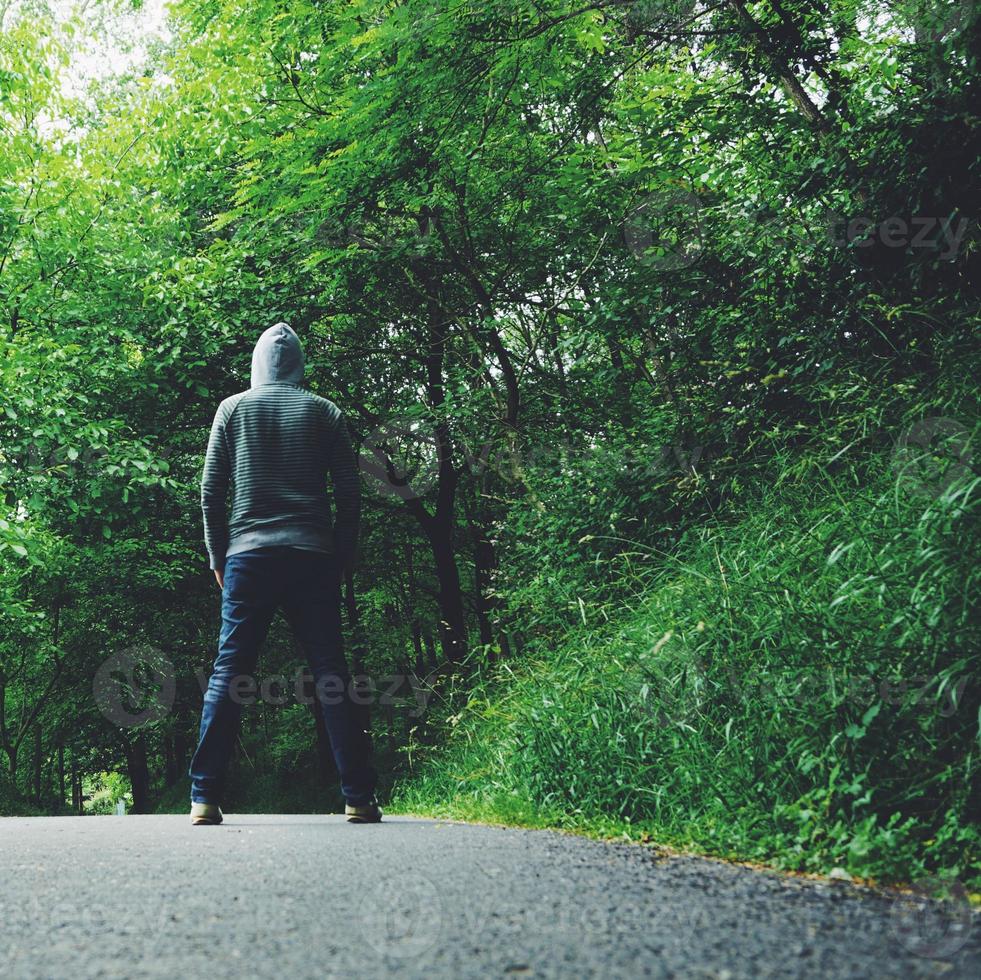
[250,322,305,387]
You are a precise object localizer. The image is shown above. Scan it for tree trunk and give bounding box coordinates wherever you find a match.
[725,0,867,202]
[428,517,468,662]
[342,567,372,739]
[71,755,82,814]
[125,734,151,814]
[411,620,425,676]
[305,674,337,787]
[605,334,636,431]
[249,709,261,775]
[164,733,177,786]
[173,728,189,784]
[395,243,469,662]
[343,566,368,676]
[405,537,426,675]
[58,744,65,809]
[32,724,42,805]
[423,629,438,670]
[469,514,495,652]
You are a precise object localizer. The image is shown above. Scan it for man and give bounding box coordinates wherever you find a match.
[188,322,380,825]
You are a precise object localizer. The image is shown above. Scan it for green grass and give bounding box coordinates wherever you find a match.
[390,450,981,888]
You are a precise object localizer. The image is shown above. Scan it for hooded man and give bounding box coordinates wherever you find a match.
[188,322,380,825]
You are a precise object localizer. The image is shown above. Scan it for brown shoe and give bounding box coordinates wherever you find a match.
[345,800,383,823]
[190,803,223,825]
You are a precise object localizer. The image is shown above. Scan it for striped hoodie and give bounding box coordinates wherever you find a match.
[200,322,360,571]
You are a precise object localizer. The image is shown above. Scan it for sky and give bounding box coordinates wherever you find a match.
[56,0,174,101]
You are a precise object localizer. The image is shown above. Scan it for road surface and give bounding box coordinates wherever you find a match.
[0,814,976,978]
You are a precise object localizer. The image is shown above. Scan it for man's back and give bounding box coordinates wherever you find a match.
[200,323,360,573]
[190,322,378,823]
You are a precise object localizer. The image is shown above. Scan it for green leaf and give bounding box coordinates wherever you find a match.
[861,703,881,728]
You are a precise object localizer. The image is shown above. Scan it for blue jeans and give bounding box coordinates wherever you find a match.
[189,546,377,806]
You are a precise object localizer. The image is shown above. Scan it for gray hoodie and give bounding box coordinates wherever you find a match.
[251,322,305,387]
[200,323,361,570]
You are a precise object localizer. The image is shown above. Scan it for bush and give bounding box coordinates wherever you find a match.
[83,772,133,815]
[394,448,981,887]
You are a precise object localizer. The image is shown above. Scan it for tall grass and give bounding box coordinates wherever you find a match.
[393,451,980,886]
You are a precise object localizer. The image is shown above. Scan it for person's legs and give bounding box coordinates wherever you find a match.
[281,550,377,806]
[188,551,279,805]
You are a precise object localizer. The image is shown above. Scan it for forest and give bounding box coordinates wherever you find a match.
[0,0,978,888]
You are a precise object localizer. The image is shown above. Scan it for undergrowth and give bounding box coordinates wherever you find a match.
[392,445,980,888]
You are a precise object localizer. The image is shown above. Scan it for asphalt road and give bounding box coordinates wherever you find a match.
[0,814,977,979]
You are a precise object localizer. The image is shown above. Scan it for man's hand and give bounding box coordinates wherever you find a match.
[214,568,224,589]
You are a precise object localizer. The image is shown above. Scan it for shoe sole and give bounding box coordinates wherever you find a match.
[191,817,223,825]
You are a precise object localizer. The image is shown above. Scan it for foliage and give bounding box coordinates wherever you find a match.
[0,0,977,884]
[84,770,132,815]
[394,444,981,886]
